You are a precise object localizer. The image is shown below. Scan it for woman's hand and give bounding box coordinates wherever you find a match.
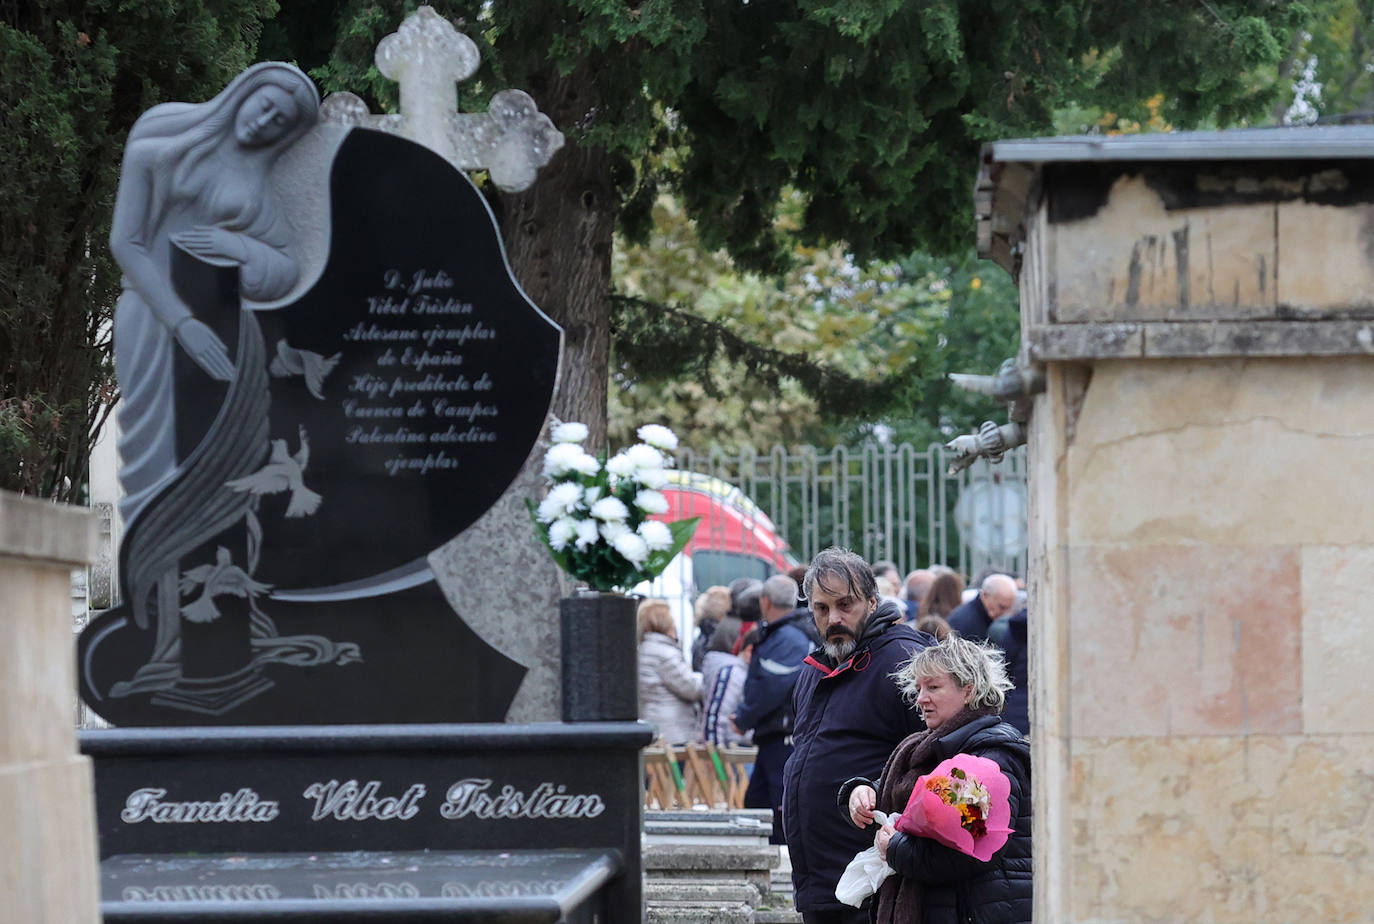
[875,821,896,862]
[174,226,248,265]
[848,784,877,828]
[175,318,235,380]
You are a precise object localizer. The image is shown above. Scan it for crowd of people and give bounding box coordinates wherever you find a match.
[636,548,1032,923]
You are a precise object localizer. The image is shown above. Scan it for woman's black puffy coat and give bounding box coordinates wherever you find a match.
[884,716,1031,924]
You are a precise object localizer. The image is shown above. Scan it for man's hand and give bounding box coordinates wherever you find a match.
[875,821,896,862]
[848,784,877,828]
[728,715,743,735]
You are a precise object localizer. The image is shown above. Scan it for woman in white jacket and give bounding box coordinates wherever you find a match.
[638,598,702,745]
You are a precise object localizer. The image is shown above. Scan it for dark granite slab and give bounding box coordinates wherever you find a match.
[80,124,559,727]
[100,848,618,922]
[80,722,653,857]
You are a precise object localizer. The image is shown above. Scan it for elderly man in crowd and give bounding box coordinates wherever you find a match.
[731,573,815,844]
[947,572,1018,643]
[902,568,935,621]
[782,548,934,923]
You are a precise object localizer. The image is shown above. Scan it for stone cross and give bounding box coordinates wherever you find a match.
[319,5,564,192]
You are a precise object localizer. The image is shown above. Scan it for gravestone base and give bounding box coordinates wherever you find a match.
[149,668,275,717]
[99,849,621,922]
[81,721,652,922]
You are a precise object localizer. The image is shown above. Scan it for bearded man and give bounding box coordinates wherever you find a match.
[781,547,935,924]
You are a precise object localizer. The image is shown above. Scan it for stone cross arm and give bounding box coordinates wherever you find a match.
[318,5,564,193]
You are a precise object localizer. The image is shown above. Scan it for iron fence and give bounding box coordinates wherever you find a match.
[670,441,1028,583]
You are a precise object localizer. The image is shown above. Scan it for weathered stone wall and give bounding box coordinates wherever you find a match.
[0,492,101,922]
[1022,168,1374,923]
[1033,357,1374,922]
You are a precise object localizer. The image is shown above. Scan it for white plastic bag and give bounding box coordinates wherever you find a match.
[834,810,895,907]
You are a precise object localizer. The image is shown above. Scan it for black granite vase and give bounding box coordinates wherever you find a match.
[560,591,639,722]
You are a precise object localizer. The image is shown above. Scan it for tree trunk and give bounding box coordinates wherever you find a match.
[497,65,616,448]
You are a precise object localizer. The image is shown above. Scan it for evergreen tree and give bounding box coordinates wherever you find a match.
[298,1,1302,445]
[1,0,277,499]
[608,192,1021,451]
[1274,0,1374,123]
[610,202,1020,451]
[2,1,1306,496]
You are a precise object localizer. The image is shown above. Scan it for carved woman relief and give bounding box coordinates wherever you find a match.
[79,54,559,726]
[96,63,357,717]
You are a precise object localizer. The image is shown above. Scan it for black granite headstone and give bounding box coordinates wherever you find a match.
[80,61,646,924]
[79,122,560,726]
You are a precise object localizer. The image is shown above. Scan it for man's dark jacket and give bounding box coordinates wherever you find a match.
[987,609,1028,735]
[733,606,814,740]
[884,715,1032,923]
[947,594,992,642]
[782,602,933,912]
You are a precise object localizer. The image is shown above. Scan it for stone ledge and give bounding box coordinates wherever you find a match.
[0,491,96,566]
[753,912,804,923]
[643,843,779,871]
[1027,319,1374,361]
[646,880,762,905]
[647,901,755,923]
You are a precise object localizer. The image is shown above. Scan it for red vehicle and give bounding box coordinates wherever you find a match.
[638,471,796,605]
[656,476,797,588]
[635,473,798,643]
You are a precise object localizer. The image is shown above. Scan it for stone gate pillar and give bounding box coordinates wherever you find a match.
[977,128,1374,922]
[0,491,100,922]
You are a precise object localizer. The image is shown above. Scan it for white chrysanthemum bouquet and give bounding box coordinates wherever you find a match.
[528,421,698,592]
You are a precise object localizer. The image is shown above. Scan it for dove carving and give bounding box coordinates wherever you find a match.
[270,338,341,400]
[226,425,323,517]
[179,546,273,623]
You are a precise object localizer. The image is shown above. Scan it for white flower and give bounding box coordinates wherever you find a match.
[568,451,600,476]
[636,424,679,451]
[590,496,630,522]
[638,519,673,551]
[583,485,603,505]
[625,443,664,470]
[635,467,669,489]
[551,421,589,443]
[574,519,599,549]
[537,482,584,522]
[605,452,635,477]
[543,442,585,477]
[634,489,668,514]
[612,530,650,566]
[548,517,577,551]
[599,521,630,543]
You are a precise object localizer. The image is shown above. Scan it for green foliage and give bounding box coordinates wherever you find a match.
[1072,1,1299,129]
[300,1,1298,272]
[1,0,277,499]
[868,252,1022,449]
[268,0,1300,457]
[4,0,1305,497]
[1277,0,1374,122]
[608,193,1018,452]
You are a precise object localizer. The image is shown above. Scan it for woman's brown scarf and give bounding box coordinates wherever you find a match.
[871,705,997,924]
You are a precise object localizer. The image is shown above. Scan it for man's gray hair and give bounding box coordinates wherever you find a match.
[803,547,877,604]
[762,573,799,610]
[894,636,1014,712]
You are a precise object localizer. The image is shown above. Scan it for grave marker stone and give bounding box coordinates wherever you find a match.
[76,10,649,920]
[77,74,559,727]
[321,3,572,724]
